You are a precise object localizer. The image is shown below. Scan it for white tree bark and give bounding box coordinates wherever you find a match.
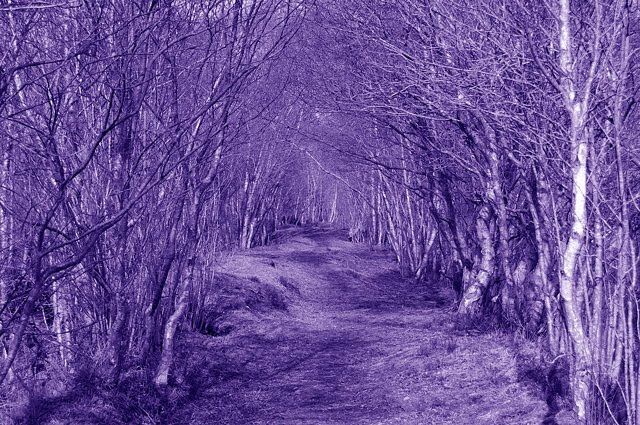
[154,287,188,387]
[556,0,597,419]
[458,204,495,314]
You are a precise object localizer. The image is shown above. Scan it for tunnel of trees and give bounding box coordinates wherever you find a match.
[1,0,640,423]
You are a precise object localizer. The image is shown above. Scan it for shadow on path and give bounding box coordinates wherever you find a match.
[168,226,550,425]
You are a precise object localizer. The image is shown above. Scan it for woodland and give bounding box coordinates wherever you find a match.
[1,0,640,424]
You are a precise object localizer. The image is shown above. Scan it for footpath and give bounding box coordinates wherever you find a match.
[168,226,564,425]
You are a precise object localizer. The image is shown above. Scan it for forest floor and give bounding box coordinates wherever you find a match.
[163,225,576,425]
[35,225,578,425]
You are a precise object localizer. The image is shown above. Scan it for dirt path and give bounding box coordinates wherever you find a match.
[169,226,555,425]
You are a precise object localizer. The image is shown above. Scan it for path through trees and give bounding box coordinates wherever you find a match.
[2,1,640,424]
[173,227,551,424]
[37,226,556,424]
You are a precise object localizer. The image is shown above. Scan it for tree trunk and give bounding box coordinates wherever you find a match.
[556,0,598,418]
[108,291,129,386]
[141,244,175,358]
[0,255,44,386]
[558,109,591,424]
[526,173,560,353]
[52,278,72,369]
[154,279,189,388]
[458,204,495,314]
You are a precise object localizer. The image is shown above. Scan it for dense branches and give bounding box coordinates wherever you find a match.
[3,0,640,424]
[0,0,318,412]
[305,1,640,423]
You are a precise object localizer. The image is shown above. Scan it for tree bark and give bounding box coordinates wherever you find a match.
[557,1,593,419]
[458,204,495,314]
[0,254,44,386]
[526,170,560,353]
[154,267,190,388]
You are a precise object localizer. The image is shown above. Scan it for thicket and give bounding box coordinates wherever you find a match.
[309,1,640,423]
[2,1,640,424]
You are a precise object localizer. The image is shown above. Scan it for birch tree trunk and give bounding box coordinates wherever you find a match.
[526,169,560,353]
[556,0,597,418]
[458,204,495,315]
[154,279,189,388]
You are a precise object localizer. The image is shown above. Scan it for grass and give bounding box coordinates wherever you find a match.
[7,225,576,424]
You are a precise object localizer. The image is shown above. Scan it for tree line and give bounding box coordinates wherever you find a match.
[306,1,640,423]
[2,1,640,424]
[0,0,341,406]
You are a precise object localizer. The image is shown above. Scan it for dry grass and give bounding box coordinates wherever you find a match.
[14,225,578,424]
[166,225,569,424]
